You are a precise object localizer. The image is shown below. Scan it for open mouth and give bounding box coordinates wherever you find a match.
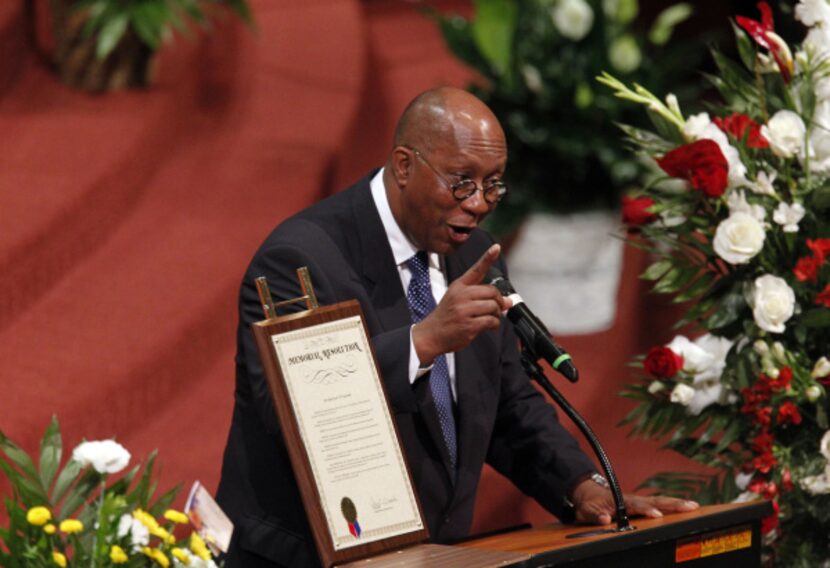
[448,224,474,241]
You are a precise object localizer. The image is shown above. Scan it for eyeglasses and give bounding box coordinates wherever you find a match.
[407,147,507,204]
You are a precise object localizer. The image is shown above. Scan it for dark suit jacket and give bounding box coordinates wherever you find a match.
[216,172,596,567]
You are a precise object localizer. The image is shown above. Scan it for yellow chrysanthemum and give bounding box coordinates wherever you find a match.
[164,509,189,524]
[52,551,67,567]
[43,523,56,535]
[190,532,211,561]
[110,544,128,564]
[58,519,84,534]
[26,506,52,526]
[133,509,160,532]
[171,547,191,565]
[142,546,170,568]
[151,526,175,545]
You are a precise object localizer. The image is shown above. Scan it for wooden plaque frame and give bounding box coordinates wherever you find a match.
[251,299,429,568]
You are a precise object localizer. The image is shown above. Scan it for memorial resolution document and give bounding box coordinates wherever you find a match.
[271,315,423,550]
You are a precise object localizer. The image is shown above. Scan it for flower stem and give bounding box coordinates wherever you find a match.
[91,478,106,568]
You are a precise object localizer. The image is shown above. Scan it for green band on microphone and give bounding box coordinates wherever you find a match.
[552,354,572,369]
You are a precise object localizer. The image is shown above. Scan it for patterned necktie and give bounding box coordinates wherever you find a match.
[405,251,457,469]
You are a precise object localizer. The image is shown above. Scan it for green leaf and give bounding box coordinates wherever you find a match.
[95,13,129,59]
[471,0,517,84]
[673,272,714,303]
[52,459,82,504]
[0,432,45,496]
[731,21,756,72]
[59,469,101,519]
[641,259,673,281]
[38,417,61,495]
[800,308,830,328]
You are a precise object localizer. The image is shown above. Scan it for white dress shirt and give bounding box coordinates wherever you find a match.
[370,168,457,401]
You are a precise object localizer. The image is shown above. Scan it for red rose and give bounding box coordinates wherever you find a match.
[644,346,684,378]
[622,195,657,227]
[776,400,802,425]
[656,139,729,198]
[816,284,830,308]
[761,499,780,535]
[807,238,830,263]
[713,113,769,149]
[794,255,822,282]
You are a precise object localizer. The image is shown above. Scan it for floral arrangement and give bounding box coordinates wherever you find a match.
[432,0,702,234]
[0,418,219,567]
[600,1,830,564]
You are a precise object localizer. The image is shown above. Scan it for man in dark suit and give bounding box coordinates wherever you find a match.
[216,87,697,567]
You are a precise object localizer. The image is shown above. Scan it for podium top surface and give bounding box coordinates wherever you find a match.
[459,501,771,562]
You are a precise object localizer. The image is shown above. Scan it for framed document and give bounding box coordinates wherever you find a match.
[251,300,428,567]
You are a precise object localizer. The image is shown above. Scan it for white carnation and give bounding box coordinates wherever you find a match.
[713,212,766,264]
[670,383,695,406]
[117,514,150,550]
[752,274,796,333]
[551,0,594,41]
[687,383,725,415]
[72,439,130,474]
[773,202,806,232]
[761,110,807,158]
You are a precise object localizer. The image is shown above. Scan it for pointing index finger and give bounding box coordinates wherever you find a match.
[459,244,501,285]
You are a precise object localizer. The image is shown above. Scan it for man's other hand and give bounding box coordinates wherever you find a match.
[571,477,699,525]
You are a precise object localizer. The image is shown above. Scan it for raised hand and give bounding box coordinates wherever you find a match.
[412,244,511,365]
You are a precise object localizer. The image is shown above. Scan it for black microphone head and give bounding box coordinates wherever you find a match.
[486,266,515,296]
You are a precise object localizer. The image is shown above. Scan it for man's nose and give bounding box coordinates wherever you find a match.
[459,188,491,215]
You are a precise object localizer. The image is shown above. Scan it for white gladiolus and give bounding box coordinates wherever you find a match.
[521,64,543,94]
[727,190,766,222]
[748,170,777,196]
[667,336,712,375]
[665,334,732,415]
[812,356,830,378]
[72,439,131,474]
[795,0,830,27]
[773,202,806,232]
[807,385,823,402]
[687,383,725,416]
[753,340,770,357]
[551,0,594,41]
[713,212,766,264]
[761,110,807,158]
[647,380,666,394]
[821,430,830,461]
[670,383,695,406]
[752,275,796,334]
[808,102,830,173]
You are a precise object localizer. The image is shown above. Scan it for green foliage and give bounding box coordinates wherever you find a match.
[0,418,210,567]
[74,0,254,59]
[431,0,703,235]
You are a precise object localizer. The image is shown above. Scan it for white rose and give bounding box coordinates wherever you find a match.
[761,110,807,158]
[752,274,796,333]
[552,0,594,41]
[821,430,830,461]
[727,190,766,222]
[796,0,830,27]
[713,212,766,264]
[670,383,695,406]
[72,439,131,474]
[812,356,830,378]
[773,202,806,232]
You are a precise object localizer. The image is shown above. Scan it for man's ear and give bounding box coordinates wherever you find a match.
[390,146,413,189]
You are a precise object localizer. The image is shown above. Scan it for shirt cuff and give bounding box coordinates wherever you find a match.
[408,325,434,385]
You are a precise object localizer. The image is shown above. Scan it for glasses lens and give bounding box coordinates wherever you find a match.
[483,183,507,203]
[451,180,478,200]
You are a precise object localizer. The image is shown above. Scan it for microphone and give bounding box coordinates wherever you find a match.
[488,267,579,383]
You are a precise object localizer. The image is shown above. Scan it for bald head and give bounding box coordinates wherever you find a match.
[392,87,505,154]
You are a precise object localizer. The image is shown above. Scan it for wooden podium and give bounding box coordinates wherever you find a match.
[458,501,771,567]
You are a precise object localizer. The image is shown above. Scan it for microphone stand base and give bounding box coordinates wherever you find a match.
[566,525,637,539]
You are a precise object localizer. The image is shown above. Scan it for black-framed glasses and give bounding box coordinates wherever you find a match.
[407,146,507,204]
